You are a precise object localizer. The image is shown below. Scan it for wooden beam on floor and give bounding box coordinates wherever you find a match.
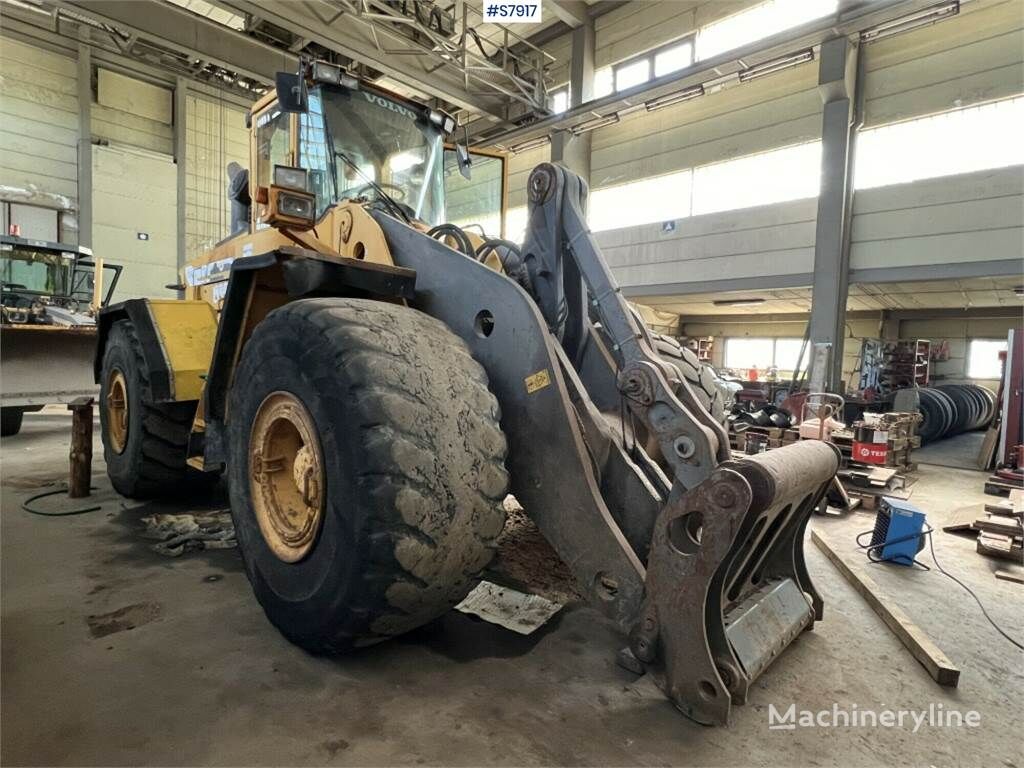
[811,528,961,687]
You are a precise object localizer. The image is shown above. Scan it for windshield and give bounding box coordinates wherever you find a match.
[300,86,446,225]
[0,244,74,296]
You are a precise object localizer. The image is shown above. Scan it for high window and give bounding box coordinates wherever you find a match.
[725,337,804,371]
[696,0,838,61]
[967,339,1008,380]
[855,97,1024,190]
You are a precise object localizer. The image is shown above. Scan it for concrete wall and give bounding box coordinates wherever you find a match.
[596,197,817,291]
[92,68,174,156]
[849,165,1023,274]
[591,62,820,188]
[861,0,1024,127]
[0,37,79,242]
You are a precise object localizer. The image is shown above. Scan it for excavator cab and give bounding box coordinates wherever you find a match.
[94,60,838,726]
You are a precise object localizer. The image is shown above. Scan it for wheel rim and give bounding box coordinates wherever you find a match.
[106,369,129,454]
[249,391,325,563]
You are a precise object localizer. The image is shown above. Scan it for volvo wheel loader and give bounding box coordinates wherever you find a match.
[94,61,839,725]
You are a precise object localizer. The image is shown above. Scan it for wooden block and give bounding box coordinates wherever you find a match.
[943,505,982,534]
[984,501,1015,516]
[977,532,1023,561]
[811,529,960,687]
[973,516,1024,537]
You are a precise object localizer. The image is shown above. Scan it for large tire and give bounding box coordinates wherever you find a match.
[99,319,197,497]
[1,407,24,437]
[650,332,727,424]
[226,298,509,652]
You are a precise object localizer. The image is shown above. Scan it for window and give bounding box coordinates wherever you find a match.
[615,58,650,92]
[589,171,692,232]
[691,141,821,216]
[696,0,838,61]
[594,67,614,98]
[254,107,291,189]
[773,338,805,371]
[504,205,529,243]
[444,151,505,238]
[654,42,693,77]
[854,97,1024,190]
[299,93,332,216]
[725,337,803,371]
[549,88,569,114]
[968,339,1007,380]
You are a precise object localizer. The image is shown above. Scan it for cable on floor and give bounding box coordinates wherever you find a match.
[22,486,101,516]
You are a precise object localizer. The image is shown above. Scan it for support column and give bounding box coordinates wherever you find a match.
[807,37,857,392]
[76,35,92,248]
[174,77,188,271]
[550,18,594,184]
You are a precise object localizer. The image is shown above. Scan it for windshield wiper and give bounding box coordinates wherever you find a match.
[332,149,412,225]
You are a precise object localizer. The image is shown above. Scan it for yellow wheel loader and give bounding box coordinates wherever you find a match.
[94,62,838,725]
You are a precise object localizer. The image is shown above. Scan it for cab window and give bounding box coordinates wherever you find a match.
[443,150,505,238]
[255,108,291,188]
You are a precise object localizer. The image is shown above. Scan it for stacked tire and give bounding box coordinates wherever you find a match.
[916,384,997,443]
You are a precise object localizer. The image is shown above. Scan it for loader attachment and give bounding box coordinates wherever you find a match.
[636,440,838,725]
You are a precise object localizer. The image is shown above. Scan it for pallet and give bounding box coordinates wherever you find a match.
[984,477,1024,497]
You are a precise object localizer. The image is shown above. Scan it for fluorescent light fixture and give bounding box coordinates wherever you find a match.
[509,136,551,154]
[712,297,766,307]
[738,49,814,82]
[860,1,959,43]
[1013,285,1024,298]
[645,85,705,112]
[570,114,620,135]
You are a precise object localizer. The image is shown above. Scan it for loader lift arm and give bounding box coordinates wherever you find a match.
[517,164,841,724]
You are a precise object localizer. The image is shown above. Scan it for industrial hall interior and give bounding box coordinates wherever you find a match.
[1,0,1022,766]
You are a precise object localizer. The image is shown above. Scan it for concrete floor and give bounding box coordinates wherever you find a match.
[914,431,987,470]
[2,412,1022,767]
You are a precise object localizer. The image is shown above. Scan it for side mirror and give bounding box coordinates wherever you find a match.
[455,143,472,180]
[275,71,308,113]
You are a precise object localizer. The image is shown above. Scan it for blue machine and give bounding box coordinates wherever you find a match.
[859,498,928,567]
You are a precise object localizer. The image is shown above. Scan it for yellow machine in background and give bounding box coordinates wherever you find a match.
[94,61,838,726]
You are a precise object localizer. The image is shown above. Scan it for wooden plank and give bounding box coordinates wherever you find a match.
[811,528,960,687]
[972,516,1024,537]
[994,570,1024,585]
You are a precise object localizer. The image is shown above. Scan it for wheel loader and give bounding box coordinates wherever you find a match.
[94,61,839,725]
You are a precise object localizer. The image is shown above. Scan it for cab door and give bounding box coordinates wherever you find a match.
[442,147,508,239]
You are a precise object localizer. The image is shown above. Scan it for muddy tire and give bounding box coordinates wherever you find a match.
[99,319,197,498]
[650,332,726,424]
[226,298,509,652]
[1,407,24,437]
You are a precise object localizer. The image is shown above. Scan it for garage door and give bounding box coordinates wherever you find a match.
[92,144,177,300]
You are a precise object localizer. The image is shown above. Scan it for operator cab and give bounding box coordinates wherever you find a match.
[249,62,462,231]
